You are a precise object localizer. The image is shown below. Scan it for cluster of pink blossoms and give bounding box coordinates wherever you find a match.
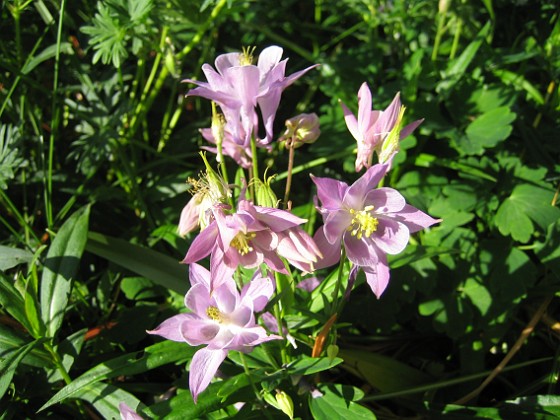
[147,45,440,404]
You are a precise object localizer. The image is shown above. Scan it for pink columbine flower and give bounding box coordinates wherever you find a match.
[311,163,440,298]
[340,82,423,172]
[184,46,318,146]
[183,199,322,290]
[148,263,280,403]
[118,402,144,420]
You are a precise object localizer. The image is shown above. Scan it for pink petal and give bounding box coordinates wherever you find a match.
[178,197,201,236]
[257,46,283,75]
[363,255,390,298]
[189,263,210,288]
[340,101,360,142]
[183,222,218,264]
[213,284,239,314]
[147,313,196,342]
[180,318,220,346]
[400,118,423,139]
[364,187,406,213]
[313,228,342,269]
[344,163,389,209]
[185,283,213,317]
[372,218,410,254]
[343,233,380,267]
[357,82,373,134]
[189,348,228,403]
[241,274,274,312]
[310,175,348,210]
[210,247,237,291]
[323,210,352,244]
[119,402,144,420]
[392,204,441,233]
[215,52,242,74]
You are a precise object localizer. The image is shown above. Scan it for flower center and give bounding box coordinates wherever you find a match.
[239,46,256,66]
[206,306,223,322]
[348,206,378,240]
[231,232,256,256]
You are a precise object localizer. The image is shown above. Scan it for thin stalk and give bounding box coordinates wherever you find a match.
[0,189,40,244]
[432,8,447,61]
[45,0,66,229]
[274,146,354,182]
[330,247,346,317]
[274,272,289,365]
[282,139,296,208]
[449,17,463,59]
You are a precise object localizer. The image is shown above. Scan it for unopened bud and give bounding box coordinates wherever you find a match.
[254,172,279,208]
[439,0,451,14]
[275,390,294,419]
[280,113,320,148]
[377,106,405,164]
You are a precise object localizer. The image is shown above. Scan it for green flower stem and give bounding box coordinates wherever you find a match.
[330,247,346,317]
[449,17,463,59]
[274,146,354,182]
[0,186,40,246]
[431,7,447,61]
[44,0,66,230]
[274,271,289,365]
[282,139,296,208]
[44,341,87,416]
[239,352,266,407]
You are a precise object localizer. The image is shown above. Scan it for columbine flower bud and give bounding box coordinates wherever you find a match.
[377,105,405,165]
[275,390,294,419]
[254,172,279,208]
[280,113,320,148]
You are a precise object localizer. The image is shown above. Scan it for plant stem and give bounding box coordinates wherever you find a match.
[282,139,295,208]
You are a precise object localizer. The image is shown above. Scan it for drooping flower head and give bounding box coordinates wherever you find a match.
[311,163,440,297]
[183,199,322,290]
[178,153,231,236]
[340,83,423,172]
[148,263,280,402]
[279,113,321,148]
[184,46,318,148]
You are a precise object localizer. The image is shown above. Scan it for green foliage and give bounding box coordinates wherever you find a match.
[1,0,559,418]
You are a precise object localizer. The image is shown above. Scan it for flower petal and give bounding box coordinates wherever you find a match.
[241,273,275,312]
[147,313,197,342]
[311,174,348,210]
[392,204,442,233]
[372,218,410,254]
[185,283,213,317]
[344,163,389,209]
[183,222,218,264]
[313,227,342,269]
[363,254,390,298]
[324,210,352,244]
[180,317,220,346]
[343,233,380,267]
[189,348,228,403]
[189,263,211,288]
[364,187,406,213]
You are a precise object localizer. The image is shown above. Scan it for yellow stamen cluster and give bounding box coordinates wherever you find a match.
[231,232,256,256]
[206,306,222,322]
[348,206,379,239]
[239,46,256,66]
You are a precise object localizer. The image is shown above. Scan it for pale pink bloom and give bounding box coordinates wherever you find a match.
[311,163,440,297]
[340,83,423,171]
[184,46,318,146]
[183,199,322,290]
[119,402,144,420]
[148,263,279,403]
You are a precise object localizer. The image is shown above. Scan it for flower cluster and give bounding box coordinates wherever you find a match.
[148,45,440,406]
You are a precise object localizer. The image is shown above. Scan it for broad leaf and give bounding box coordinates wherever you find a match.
[0,338,44,400]
[87,232,188,295]
[0,246,32,271]
[40,205,90,338]
[309,384,376,419]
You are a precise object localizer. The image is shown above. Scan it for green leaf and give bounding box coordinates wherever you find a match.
[21,42,73,75]
[495,184,560,242]
[287,355,344,376]
[0,324,51,368]
[340,349,432,393]
[75,382,143,419]
[0,338,44,400]
[40,205,90,338]
[535,221,560,282]
[0,274,30,333]
[462,278,492,316]
[309,384,376,419]
[86,231,188,295]
[0,246,33,271]
[39,340,194,411]
[461,106,516,155]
